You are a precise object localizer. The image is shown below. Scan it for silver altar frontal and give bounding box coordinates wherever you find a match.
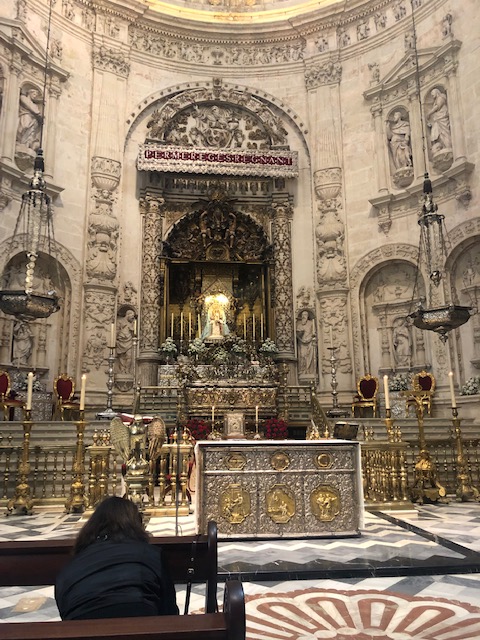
[195,440,364,539]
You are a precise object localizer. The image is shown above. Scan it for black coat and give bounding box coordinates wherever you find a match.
[55,540,179,620]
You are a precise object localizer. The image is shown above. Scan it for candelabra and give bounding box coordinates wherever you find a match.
[65,410,89,513]
[6,409,34,515]
[403,392,446,505]
[96,346,117,420]
[451,407,480,502]
[326,346,348,419]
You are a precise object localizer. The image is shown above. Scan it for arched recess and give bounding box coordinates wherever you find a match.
[349,244,427,379]
[124,79,311,384]
[164,196,271,339]
[445,217,480,380]
[0,235,82,384]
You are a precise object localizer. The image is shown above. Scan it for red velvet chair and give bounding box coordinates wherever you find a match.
[53,374,80,420]
[406,370,435,416]
[0,371,24,421]
[352,374,379,417]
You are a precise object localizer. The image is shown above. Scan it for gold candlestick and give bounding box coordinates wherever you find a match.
[6,408,34,515]
[451,407,480,502]
[65,410,89,513]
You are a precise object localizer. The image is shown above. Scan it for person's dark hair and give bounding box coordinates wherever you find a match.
[73,496,149,555]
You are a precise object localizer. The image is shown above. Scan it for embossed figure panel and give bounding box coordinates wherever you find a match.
[195,440,363,538]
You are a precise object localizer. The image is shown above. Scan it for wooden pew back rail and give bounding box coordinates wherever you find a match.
[0,580,246,640]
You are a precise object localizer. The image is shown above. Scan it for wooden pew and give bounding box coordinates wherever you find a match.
[0,521,218,614]
[0,579,246,640]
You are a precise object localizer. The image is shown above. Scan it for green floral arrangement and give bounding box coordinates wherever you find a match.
[259,338,278,356]
[185,418,211,441]
[264,417,288,440]
[460,376,480,396]
[388,373,410,392]
[160,337,178,358]
[187,338,207,358]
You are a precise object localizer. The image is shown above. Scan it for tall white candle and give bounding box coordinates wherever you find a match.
[211,405,215,424]
[260,313,264,341]
[197,314,201,338]
[180,312,184,340]
[133,319,137,337]
[109,323,115,348]
[243,314,247,340]
[383,374,390,410]
[330,326,333,346]
[448,371,457,408]
[253,314,256,341]
[26,371,34,411]
[79,374,87,411]
[171,313,174,338]
[255,405,259,426]
[189,313,192,340]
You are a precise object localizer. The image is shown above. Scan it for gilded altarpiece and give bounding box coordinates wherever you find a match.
[195,440,363,538]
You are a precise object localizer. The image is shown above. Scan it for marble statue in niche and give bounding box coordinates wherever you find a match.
[386,109,414,188]
[15,86,43,168]
[426,88,452,153]
[116,309,136,374]
[296,309,317,377]
[392,317,412,366]
[12,320,33,366]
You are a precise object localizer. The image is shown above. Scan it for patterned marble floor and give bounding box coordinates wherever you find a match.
[2,502,480,639]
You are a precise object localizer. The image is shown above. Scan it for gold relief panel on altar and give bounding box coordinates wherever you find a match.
[314,452,333,470]
[186,387,277,409]
[220,484,251,524]
[266,484,295,524]
[310,485,341,522]
[224,451,247,470]
[270,450,290,471]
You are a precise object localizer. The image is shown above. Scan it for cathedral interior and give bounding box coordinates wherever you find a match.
[1,0,480,637]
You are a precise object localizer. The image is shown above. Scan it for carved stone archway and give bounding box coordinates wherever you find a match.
[133,81,303,385]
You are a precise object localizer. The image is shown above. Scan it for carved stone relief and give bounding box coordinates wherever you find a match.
[83,289,114,372]
[425,86,453,172]
[164,200,268,264]
[92,45,130,78]
[86,190,119,282]
[319,297,352,375]
[295,287,317,381]
[129,26,305,67]
[305,61,342,90]
[146,94,288,149]
[315,206,347,287]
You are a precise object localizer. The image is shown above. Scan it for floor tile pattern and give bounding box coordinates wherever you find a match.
[3,502,480,639]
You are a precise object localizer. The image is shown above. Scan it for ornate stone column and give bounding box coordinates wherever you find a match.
[81,42,129,393]
[138,195,165,386]
[271,198,295,364]
[43,76,62,180]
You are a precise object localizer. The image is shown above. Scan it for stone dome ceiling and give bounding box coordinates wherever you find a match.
[146,0,347,24]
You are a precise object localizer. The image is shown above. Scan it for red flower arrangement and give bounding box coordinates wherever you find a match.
[185,418,211,441]
[264,417,288,440]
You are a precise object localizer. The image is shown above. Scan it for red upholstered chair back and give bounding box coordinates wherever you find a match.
[414,371,435,393]
[359,376,378,400]
[0,371,11,398]
[55,375,75,401]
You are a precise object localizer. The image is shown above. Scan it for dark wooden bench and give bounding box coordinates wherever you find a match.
[0,521,218,613]
[0,579,245,640]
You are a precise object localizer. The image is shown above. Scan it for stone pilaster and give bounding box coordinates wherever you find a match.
[137,195,165,386]
[271,198,295,361]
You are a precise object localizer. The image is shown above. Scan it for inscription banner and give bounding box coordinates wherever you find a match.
[137,144,299,178]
